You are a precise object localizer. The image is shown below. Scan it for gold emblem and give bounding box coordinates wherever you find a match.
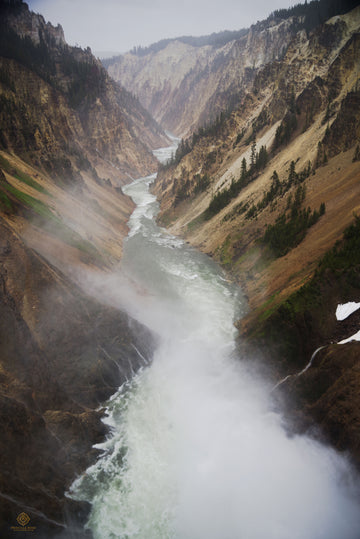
[16,512,31,527]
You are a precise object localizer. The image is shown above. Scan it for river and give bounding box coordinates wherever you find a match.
[70,143,360,539]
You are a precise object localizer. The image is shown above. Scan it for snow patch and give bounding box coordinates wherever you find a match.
[339,330,360,345]
[336,302,360,321]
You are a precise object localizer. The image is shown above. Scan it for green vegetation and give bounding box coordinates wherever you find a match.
[173,177,190,206]
[257,291,281,322]
[187,212,207,232]
[216,234,234,268]
[205,143,268,218]
[281,215,360,319]
[256,171,282,211]
[221,201,250,222]
[160,113,231,172]
[271,0,359,33]
[119,29,248,59]
[247,214,360,372]
[192,112,230,144]
[317,214,360,273]
[172,173,210,206]
[245,160,312,221]
[264,215,360,329]
[256,161,323,258]
[0,190,12,211]
[3,183,56,221]
[193,173,211,195]
[162,138,192,169]
[0,24,56,84]
[1,180,101,259]
[62,51,107,108]
[274,112,298,148]
[0,14,107,110]
[273,90,298,150]
[0,154,50,195]
[262,187,326,257]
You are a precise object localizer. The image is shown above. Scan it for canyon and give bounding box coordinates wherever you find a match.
[109,3,360,467]
[0,0,360,535]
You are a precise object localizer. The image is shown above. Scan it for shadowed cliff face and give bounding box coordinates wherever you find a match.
[0,218,155,536]
[0,1,169,183]
[0,2,162,535]
[272,342,360,469]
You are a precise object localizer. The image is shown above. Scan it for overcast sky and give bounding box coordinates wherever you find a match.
[27,0,300,56]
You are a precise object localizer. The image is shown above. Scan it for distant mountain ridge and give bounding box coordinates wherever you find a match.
[102,28,249,62]
[153,3,360,331]
[105,0,360,137]
[106,18,297,136]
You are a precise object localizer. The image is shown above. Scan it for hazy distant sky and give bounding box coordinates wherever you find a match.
[27,0,300,56]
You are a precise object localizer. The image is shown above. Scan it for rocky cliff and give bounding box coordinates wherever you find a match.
[106,19,298,137]
[0,1,168,182]
[0,1,164,535]
[151,5,360,465]
[105,1,360,139]
[0,0,170,273]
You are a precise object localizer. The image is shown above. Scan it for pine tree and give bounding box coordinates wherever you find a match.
[288,160,297,185]
[257,145,268,170]
[250,140,257,169]
[240,157,247,180]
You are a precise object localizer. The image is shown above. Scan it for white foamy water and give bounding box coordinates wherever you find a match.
[70,145,360,539]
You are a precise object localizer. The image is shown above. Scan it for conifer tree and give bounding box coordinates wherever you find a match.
[240,157,247,180]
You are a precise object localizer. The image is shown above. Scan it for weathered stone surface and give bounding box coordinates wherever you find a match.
[107,18,299,137]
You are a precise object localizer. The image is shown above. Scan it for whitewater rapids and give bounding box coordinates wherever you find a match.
[70,143,360,539]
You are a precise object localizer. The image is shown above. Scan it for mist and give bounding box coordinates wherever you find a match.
[68,145,360,538]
